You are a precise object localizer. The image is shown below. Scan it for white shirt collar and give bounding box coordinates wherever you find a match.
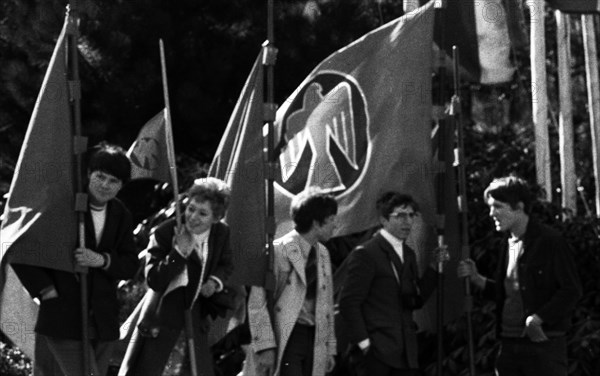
[192,228,211,261]
[380,228,404,262]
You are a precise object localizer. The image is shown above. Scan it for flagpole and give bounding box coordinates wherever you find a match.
[159,40,183,231]
[452,46,476,376]
[66,1,91,375]
[263,0,278,306]
[433,2,447,375]
[158,39,198,376]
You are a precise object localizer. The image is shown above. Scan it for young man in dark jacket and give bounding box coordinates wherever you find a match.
[458,176,582,376]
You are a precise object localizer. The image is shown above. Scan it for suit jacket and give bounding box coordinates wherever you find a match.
[338,232,437,369]
[12,198,138,340]
[482,219,582,337]
[118,218,234,376]
[244,230,336,376]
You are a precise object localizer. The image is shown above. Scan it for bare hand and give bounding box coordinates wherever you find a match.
[523,315,548,342]
[74,247,104,268]
[200,279,218,297]
[457,258,477,278]
[174,226,194,258]
[326,355,336,372]
[256,348,276,375]
[433,245,450,264]
[40,286,58,301]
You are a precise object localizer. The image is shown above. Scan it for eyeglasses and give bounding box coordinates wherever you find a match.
[389,212,416,220]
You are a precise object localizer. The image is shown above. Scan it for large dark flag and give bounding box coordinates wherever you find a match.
[208,52,265,287]
[0,18,74,357]
[272,1,456,328]
[127,109,171,182]
[205,51,264,344]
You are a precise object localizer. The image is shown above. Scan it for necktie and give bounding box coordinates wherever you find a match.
[305,246,317,300]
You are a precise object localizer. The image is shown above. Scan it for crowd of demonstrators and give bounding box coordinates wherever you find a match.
[458,176,582,376]
[12,143,138,376]
[8,142,583,376]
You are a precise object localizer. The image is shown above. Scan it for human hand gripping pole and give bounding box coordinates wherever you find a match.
[256,348,276,376]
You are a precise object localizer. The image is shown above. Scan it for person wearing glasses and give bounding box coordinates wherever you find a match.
[338,192,443,376]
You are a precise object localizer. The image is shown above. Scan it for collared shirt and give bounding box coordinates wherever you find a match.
[294,232,317,326]
[192,228,210,264]
[502,235,525,337]
[380,228,404,263]
[506,236,524,279]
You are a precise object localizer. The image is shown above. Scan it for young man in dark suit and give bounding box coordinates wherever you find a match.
[458,176,582,376]
[339,192,443,376]
[13,143,138,376]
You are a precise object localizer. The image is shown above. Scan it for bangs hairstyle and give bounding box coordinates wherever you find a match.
[88,142,131,183]
[376,191,419,220]
[484,176,533,213]
[187,177,231,219]
[290,187,338,234]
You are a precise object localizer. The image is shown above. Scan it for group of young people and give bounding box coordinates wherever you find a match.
[12,142,582,376]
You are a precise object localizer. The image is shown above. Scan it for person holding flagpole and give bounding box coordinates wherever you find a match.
[458,176,582,376]
[12,142,138,376]
[119,177,234,376]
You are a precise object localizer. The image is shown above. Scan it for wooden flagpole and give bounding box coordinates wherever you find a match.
[66,2,91,374]
[159,40,183,231]
[528,0,552,200]
[582,14,600,217]
[555,11,577,214]
[451,46,476,376]
[158,39,196,376]
[263,0,277,301]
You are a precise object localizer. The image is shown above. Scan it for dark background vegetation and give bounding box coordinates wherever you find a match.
[1,0,600,375]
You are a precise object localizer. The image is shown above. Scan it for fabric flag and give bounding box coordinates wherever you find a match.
[436,0,527,84]
[206,51,264,345]
[127,109,170,182]
[208,52,265,287]
[547,0,600,13]
[272,0,451,329]
[0,17,74,358]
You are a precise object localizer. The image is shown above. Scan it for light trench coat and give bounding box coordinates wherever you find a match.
[242,230,336,376]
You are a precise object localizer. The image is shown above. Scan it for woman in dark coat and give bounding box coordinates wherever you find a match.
[119,177,234,376]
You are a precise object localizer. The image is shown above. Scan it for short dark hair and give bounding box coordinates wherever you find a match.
[187,177,231,219]
[376,191,419,220]
[290,187,337,234]
[88,142,131,183]
[484,176,533,213]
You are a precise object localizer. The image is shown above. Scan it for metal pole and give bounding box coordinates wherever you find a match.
[433,2,447,375]
[159,40,196,376]
[452,46,476,376]
[263,0,277,296]
[66,1,91,374]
